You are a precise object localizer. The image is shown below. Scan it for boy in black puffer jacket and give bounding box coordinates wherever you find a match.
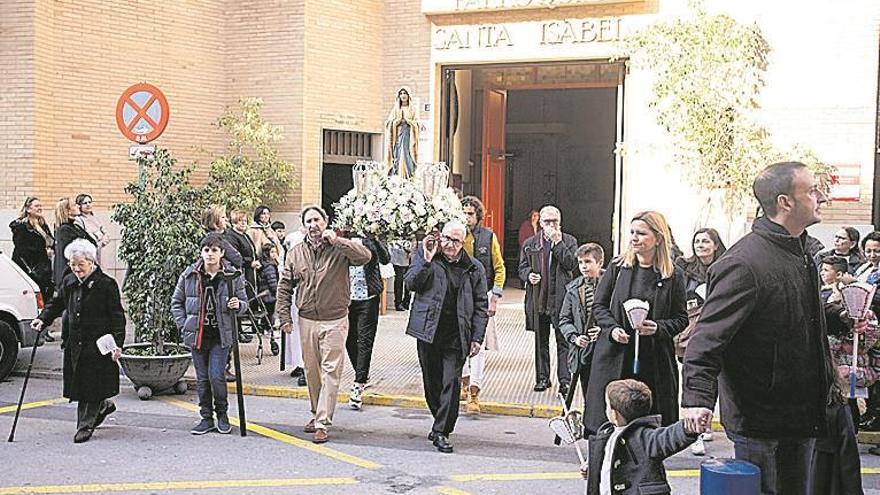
[582,379,698,494]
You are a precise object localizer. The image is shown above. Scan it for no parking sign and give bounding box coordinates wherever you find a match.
[115,83,169,144]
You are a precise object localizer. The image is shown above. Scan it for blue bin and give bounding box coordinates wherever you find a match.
[700,458,761,494]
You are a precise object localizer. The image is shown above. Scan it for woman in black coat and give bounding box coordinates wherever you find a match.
[32,239,126,444]
[10,196,55,301]
[53,197,95,288]
[585,211,688,433]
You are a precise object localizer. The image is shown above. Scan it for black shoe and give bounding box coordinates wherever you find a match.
[73,428,93,443]
[191,418,216,435]
[297,375,307,387]
[558,383,570,398]
[395,304,404,311]
[239,333,253,344]
[428,431,435,441]
[225,371,237,383]
[862,414,880,432]
[289,367,304,378]
[533,379,550,392]
[216,414,232,434]
[94,401,116,429]
[433,433,454,453]
[43,332,56,342]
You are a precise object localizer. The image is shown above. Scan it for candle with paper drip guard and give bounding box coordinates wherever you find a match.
[840,282,876,398]
[623,299,650,375]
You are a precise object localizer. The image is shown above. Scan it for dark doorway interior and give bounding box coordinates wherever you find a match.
[504,88,618,267]
[321,163,353,222]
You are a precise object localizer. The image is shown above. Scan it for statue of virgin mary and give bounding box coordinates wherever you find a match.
[385,86,420,179]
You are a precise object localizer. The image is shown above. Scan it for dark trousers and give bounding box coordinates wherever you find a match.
[726,431,815,495]
[417,339,465,436]
[76,399,112,431]
[535,313,570,385]
[393,265,410,308]
[192,340,230,419]
[346,297,380,384]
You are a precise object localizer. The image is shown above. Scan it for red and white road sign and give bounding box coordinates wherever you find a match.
[115,83,169,144]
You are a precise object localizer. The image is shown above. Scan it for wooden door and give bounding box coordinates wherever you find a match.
[481,89,507,251]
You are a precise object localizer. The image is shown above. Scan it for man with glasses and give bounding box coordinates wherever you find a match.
[405,221,488,453]
[518,205,578,395]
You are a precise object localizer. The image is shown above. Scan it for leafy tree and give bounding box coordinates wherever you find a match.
[112,149,204,355]
[205,97,297,212]
[623,2,832,221]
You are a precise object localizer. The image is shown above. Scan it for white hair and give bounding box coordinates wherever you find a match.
[539,205,561,220]
[442,221,467,238]
[64,239,98,264]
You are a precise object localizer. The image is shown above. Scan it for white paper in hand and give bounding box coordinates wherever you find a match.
[96,334,118,356]
[623,299,650,329]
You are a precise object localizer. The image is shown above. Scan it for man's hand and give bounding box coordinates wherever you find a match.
[422,236,438,262]
[279,322,293,334]
[30,319,44,332]
[637,320,658,336]
[573,335,589,348]
[251,260,262,269]
[547,227,562,244]
[528,272,541,285]
[611,327,629,344]
[488,293,499,317]
[111,348,122,362]
[227,297,241,310]
[682,407,713,434]
[469,342,482,357]
[322,229,338,246]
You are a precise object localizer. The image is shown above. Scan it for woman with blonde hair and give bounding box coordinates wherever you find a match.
[583,211,688,433]
[53,197,95,288]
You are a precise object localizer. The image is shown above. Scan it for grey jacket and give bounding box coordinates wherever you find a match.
[171,260,247,350]
[404,248,489,358]
[586,415,697,495]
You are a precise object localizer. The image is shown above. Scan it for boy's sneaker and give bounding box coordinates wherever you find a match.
[216,414,232,434]
[349,384,364,410]
[690,436,705,456]
[700,431,713,442]
[191,418,216,435]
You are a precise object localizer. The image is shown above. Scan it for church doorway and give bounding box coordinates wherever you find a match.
[440,61,625,283]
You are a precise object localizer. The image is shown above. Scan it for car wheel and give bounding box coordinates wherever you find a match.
[0,321,20,381]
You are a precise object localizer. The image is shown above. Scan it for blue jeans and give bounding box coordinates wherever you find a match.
[726,431,815,495]
[191,340,229,420]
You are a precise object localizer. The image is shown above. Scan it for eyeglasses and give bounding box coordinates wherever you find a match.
[440,235,463,246]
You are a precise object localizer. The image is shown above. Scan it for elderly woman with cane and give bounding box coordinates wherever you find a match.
[30,239,126,443]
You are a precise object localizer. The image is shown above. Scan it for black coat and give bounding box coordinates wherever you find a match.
[9,219,54,295]
[586,415,697,495]
[404,249,489,359]
[38,267,126,402]
[53,221,95,287]
[518,232,578,330]
[225,229,258,288]
[360,238,390,298]
[558,275,597,374]
[682,216,835,438]
[584,262,688,432]
[810,401,864,495]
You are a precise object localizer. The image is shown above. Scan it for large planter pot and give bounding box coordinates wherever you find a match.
[119,343,191,400]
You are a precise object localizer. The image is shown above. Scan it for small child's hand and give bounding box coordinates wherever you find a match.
[580,461,589,480]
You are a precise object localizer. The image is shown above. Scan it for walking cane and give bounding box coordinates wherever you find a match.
[279,321,286,372]
[224,270,248,437]
[8,327,44,442]
[554,367,580,446]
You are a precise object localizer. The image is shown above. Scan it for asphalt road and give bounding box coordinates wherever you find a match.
[2,377,880,494]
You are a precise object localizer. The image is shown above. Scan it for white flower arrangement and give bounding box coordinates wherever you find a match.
[332,171,465,241]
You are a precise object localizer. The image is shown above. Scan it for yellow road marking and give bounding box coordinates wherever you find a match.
[0,398,65,415]
[161,397,382,469]
[435,487,473,495]
[0,477,358,494]
[451,467,880,483]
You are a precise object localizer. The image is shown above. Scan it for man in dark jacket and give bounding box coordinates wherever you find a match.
[405,221,488,453]
[682,162,860,494]
[32,239,126,444]
[518,205,578,394]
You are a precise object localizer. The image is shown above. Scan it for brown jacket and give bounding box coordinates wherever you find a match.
[276,236,371,322]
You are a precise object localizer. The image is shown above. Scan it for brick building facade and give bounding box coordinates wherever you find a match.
[2,0,879,275]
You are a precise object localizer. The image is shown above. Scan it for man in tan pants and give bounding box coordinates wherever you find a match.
[276,205,371,443]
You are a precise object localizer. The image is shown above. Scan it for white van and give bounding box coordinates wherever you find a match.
[0,251,44,380]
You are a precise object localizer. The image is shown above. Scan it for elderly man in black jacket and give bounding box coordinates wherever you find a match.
[682,162,862,495]
[518,205,578,395]
[406,221,488,453]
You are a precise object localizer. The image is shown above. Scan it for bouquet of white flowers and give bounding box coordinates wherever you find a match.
[332,171,464,241]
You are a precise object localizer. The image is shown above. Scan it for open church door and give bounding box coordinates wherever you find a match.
[481,89,507,251]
